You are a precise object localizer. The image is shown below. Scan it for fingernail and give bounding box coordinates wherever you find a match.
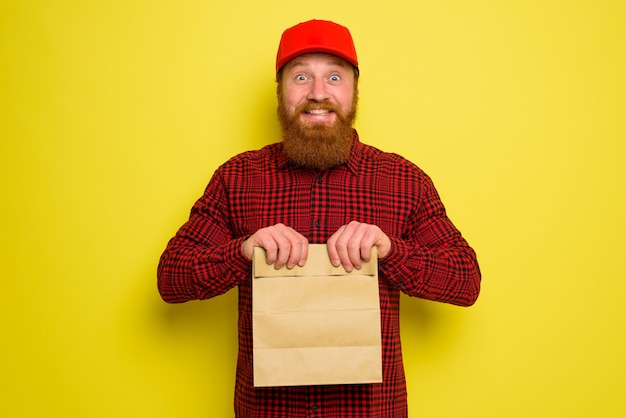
[331,259,340,267]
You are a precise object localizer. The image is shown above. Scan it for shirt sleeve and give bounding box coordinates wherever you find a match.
[378,173,481,307]
[157,169,250,303]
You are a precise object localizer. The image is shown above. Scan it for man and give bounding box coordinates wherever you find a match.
[158,19,480,418]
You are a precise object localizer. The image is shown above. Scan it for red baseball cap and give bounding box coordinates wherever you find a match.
[275,19,358,75]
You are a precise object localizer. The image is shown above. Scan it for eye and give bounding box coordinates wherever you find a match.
[329,75,341,82]
[294,74,308,83]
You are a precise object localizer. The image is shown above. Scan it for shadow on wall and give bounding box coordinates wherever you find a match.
[153,288,239,345]
[399,294,468,360]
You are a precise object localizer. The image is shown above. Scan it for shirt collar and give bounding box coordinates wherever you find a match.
[344,130,363,176]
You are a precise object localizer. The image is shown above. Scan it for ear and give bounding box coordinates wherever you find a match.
[276,78,284,101]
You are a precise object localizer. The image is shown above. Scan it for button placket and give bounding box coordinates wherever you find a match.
[310,174,325,238]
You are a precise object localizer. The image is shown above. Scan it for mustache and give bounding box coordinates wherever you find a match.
[297,101,342,115]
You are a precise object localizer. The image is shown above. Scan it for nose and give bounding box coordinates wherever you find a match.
[307,78,329,102]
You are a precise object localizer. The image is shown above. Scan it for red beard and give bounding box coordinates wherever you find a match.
[277,91,358,171]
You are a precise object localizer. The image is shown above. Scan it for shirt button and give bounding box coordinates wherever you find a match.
[311,405,319,413]
[315,221,321,228]
[316,177,323,183]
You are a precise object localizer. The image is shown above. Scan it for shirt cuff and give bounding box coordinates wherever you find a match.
[224,237,252,283]
[378,236,412,289]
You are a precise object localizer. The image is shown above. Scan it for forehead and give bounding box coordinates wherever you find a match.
[284,52,353,72]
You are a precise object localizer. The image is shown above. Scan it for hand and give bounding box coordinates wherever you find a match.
[242,223,309,269]
[326,221,391,272]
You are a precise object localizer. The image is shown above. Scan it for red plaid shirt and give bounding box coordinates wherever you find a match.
[158,131,481,417]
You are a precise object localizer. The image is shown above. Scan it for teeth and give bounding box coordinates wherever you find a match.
[307,109,330,115]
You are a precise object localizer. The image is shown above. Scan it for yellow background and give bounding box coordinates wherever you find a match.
[1,1,624,417]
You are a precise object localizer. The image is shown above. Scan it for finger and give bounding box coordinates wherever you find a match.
[358,226,379,262]
[360,242,373,262]
[351,223,389,264]
[346,224,367,270]
[291,230,309,267]
[333,222,363,272]
[282,227,308,269]
[247,224,288,266]
[360,225,391,259]
[326,225,346,267]
[273,225,308,269]
[258,235,279,265]
[271,225,295,269]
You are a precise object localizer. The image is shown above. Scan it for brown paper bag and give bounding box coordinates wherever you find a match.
[252,244,382,387]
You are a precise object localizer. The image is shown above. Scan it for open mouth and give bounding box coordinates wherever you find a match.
[305,108,332,115]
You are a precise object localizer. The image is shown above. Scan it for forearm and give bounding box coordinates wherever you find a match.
[380,236,481,307]
[157,234,250,303]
